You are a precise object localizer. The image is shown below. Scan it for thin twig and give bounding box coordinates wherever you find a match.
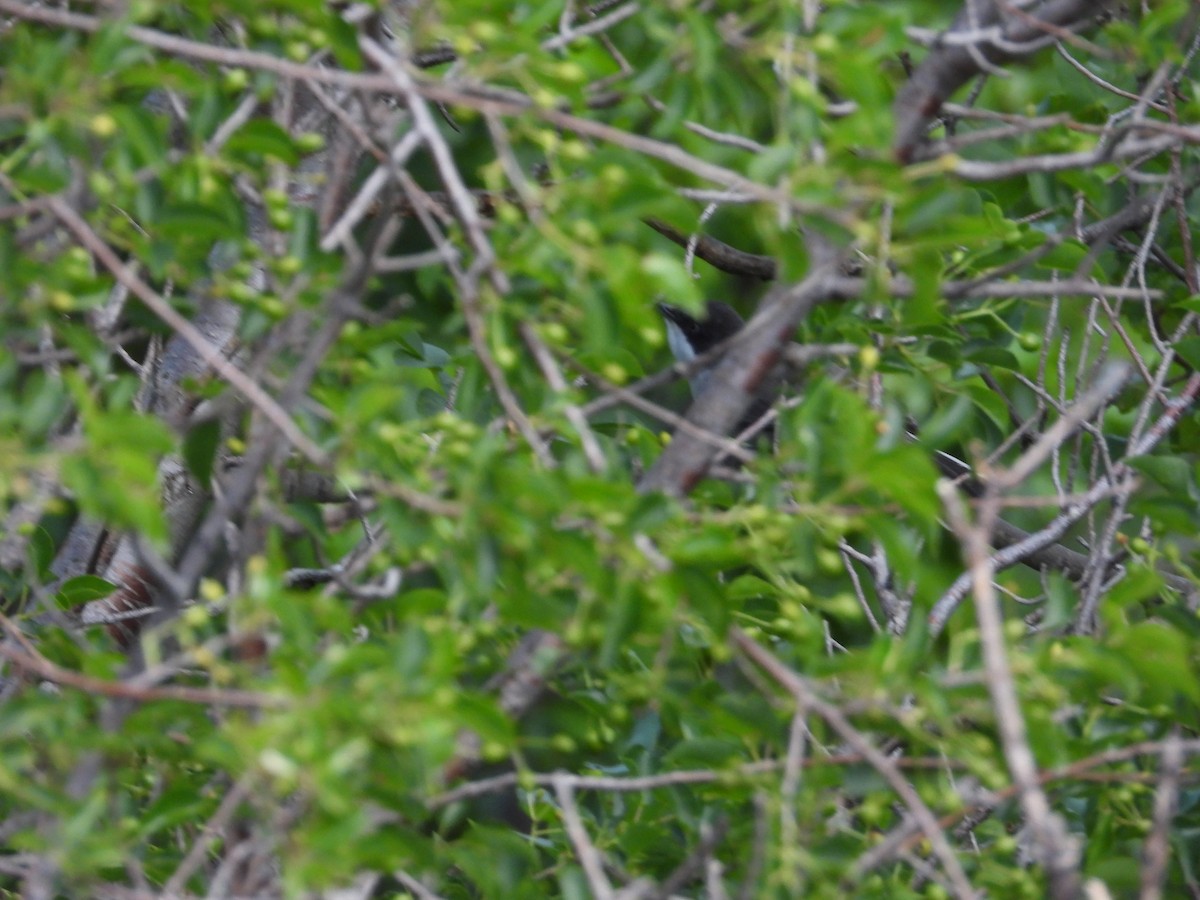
[731,628,977,899]
[553,775,615,900]
[45,196,328,466]
[0,615,287,709]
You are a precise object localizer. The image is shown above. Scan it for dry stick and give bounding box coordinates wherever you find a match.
[574,361,755,464]
[428,755,962,809]
[929,475,1130,634]
[370,481,465,518]
[678,115,768,153]
[861,736,1200,875]
[579,332,853,421]
[735,793,770,900]
[319,130,423,251]
[1167,101,1200,299]
[359,37,500,279]
[162,776,253,896]
[730,628,977,899]
[992,362,1129,490]
[893,0,1117,162]
[302,77,390,165]
[946,133,1179,181]
[778,705,808,884]
[649,818,730,900]
[389,87,849,226]
[553,775,616,900]
[930,370,1200,634]
[433,761,780,810]
[0,193,52,221]
[644,217,1164,301]
[43,196,327,466]
[993,0,1112,55]
[204,90,260,155]
[359,36,555,467]
[936,367,1138,895]
[1056,44,1168,112]
[542,0,640,52]
[482,112,543,226]
[434,734,1198,858]
[839,542,885,633]
[935,112,1076,152]
[394,870,448,900]
[520,323,607,472]
[643,217,777,280]
[940,485,1081,900]
[0,615,286,709]
[1075,370,1200,629]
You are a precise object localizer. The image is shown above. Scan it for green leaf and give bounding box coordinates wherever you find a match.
[860,445,941,531]
[1037,238,1089,271]
[56,575,116,609]
[183,419,222,488]
[1172,336,1200,372]
[1172,293,1200,314]
[158,202,243,243]
[30,526,57,578]
[1129,455,1195,496]
[396,341,451,369]
[111,105,167,169]
[662,737,742,768]
[325,16,362,71]
[1107,621,1200,703]
[963,345,1020,370]
[225,119,301,165]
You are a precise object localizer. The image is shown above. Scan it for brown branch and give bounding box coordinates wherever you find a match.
[1139,733,1185,900]
[929,370,1200,635]
[162,777,254,896]
[0,615,287,709]
[429,754,959,809]
[894,0,1117,163]
[861,737,1200,876]
[939,471,1082,896]
[571,358,755,464]
[643,217,777,280]
[637,264,851,497]
[554,775,616,900]
[943,133,1179,180]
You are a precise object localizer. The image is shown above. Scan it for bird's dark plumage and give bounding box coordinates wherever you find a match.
[656,301,744,356]
[656,300,773,447]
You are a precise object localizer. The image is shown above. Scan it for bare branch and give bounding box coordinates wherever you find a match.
[731,627,977,899]
[937,482,1082,899]
[895,0,1117,163]
[1139,733,1185,900]
[44,196,328,466]
[0,614,287,709]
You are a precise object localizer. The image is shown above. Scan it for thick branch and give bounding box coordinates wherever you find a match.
[638,264,850,497]
[894,0,1116,163]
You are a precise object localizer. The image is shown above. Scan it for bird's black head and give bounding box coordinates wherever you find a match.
[656,301,745,361]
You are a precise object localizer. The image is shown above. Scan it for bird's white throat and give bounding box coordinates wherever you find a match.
[663,318,711,396]
[663,318,695,364]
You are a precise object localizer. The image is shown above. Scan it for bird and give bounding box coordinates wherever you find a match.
[655,300,774,446]
[657,302,984,488]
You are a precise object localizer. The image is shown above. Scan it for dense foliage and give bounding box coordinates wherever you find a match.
[2,1,1199,897]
